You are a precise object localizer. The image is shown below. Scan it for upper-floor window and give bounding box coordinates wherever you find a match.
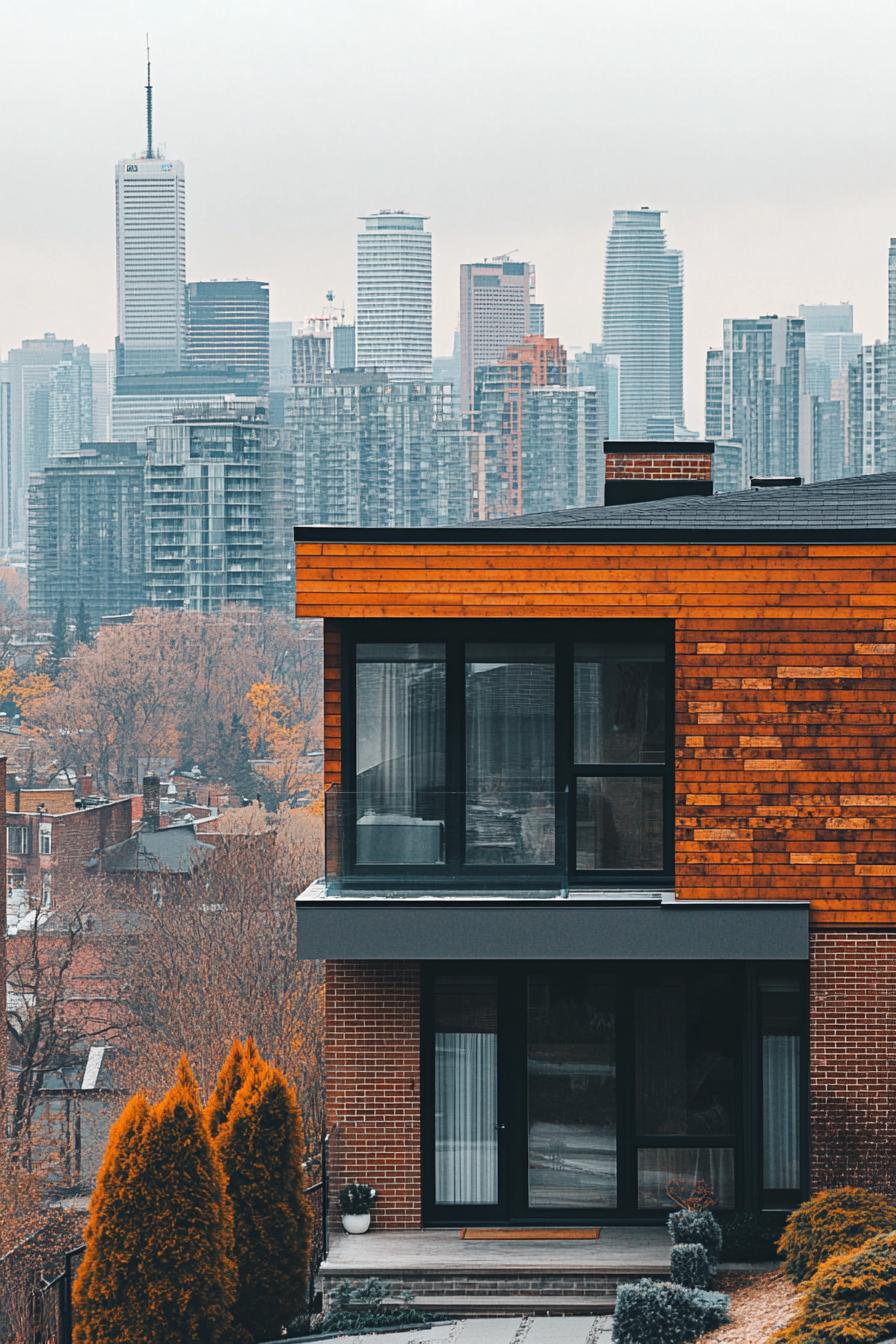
[7,825,30,857]
[345,621,672,883]
[39,822,52,856]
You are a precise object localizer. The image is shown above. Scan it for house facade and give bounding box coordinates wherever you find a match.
[295,448,896,1230]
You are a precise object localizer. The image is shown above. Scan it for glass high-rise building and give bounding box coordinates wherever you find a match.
[459,259,531,417]
[601,209,684,439]
[115,57,186,378]
[720,316,810,480]
[185,280,270,384]
[705,348,723,440]
[356,212,432,382]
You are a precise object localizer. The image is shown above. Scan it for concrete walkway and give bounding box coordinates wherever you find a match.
[319,1320,613,1344]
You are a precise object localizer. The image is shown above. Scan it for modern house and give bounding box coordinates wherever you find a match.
[295,447,896,1251]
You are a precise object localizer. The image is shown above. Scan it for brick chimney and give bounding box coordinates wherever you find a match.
[142,774,161,832]
[604,441,714,507]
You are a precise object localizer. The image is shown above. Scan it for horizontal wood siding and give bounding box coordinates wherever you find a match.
[300,541,896,927]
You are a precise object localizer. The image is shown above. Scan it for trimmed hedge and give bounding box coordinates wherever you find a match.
[777,1187,896,1285]
[613,1278,729,1344]
[668,1209,724,1264]
[772,1230,896,1344]
[670,1242,712,1290]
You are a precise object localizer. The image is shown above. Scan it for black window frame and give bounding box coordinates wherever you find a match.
[341,618,675,888]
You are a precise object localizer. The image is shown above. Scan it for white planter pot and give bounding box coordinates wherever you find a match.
[342,1212,371,1234]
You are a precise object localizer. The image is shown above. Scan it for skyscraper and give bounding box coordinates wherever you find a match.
[91,351,116,441]
[48,346,92,457]
[269,321,296,392]
[459,259,531,416]
[720,316,810,479]
[858,341,889,475]
[356,212,432,381]
[601,208,684,439]
[5,334,79,546]
[115,49,186,377]
[145,405,292,612]
[471,336,567,519]
[569,344,621,440]
[185,280,270,384]
[704,348,723,440]
[332,323,356,373]
[520,386,605,514]
[28,442,146,621]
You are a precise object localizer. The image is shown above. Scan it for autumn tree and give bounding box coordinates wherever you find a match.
[214,1058,313,1341]
[74,1061,238,1344]
[205,1038,264,1140]
[115,812,325,1138]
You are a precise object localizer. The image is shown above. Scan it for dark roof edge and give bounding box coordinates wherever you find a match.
[295,525,896,545]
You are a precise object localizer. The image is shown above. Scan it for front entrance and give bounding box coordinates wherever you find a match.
[422,962,806,1223]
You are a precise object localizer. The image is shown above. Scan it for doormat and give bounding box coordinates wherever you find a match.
[460,1227,601,1241]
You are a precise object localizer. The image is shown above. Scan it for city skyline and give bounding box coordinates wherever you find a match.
[4,1,896,429]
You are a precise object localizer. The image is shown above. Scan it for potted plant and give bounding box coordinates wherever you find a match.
[339,1182,377,1234]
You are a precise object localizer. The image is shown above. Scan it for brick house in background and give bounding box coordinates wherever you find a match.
[5,780,133,917]
[295,448,896,1237]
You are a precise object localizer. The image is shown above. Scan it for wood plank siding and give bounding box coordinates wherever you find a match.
[297,540,896,927]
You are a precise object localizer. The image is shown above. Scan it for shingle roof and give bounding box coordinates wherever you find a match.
[480,472,896,533]
[100,823,214,875]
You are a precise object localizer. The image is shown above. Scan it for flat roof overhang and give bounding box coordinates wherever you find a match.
[295,886,809,962]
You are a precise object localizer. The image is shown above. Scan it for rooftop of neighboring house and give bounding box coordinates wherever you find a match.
[5,781,134,818]
[98,821,216,875]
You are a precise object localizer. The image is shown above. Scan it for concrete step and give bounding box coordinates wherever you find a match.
[383,1294,617,1317]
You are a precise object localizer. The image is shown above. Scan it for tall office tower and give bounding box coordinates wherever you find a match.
[5,334,77,546]
[459,259,531,416]
[91,351,116,440]
[145,405,292,612]
[713,439,748,494]
[529,303,545,337]
[799,303,862,397]
[856,341,889,474]
[115,50,186,377]
[28,443,146,621]
[185,280,270,384]
[0,373,11,552]
[520,386,604,514]
[721,316,810,479]
[356,211,432,381]
[332,323,356,373]
[705,348,723,439]
[269,321,295,392]
[471,336,567,519]
[111,369,264,444]
[569,344,621,439]
[888,239,896,469]
[49,345,93,457]
[433,331,461,398]
[289,374,469,527]
[293,328,332,385]
[601,208,684,438]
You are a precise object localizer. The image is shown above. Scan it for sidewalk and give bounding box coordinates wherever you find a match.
[318,1319,614,1343]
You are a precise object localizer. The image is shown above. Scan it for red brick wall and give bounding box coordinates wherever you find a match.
[810,931,896,1197]
[604,449,713,480]
[325,961,421,1229]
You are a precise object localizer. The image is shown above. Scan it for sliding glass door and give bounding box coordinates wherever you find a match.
[424,963,805,1224]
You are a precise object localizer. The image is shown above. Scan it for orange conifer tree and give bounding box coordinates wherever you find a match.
[205,1038,264,1140]
[73,1093,154,1344]
[215,1060,313,1341]
[74,1059,241,1344]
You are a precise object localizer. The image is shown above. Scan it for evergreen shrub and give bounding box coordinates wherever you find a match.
[613,1279,730,1344]
[670,1242,712,1289]
[772,1230,896,1344]
[668,1209,724,1264]
[777,1186,896,1285]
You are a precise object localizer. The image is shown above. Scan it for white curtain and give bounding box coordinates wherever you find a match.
[435,1032,498,1205]
[763,1034,800,1189]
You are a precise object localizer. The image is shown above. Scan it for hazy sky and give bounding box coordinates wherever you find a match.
[3,0,896,426]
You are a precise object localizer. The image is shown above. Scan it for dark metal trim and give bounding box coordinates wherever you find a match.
[603,440,715,455]
[296,524,896,544]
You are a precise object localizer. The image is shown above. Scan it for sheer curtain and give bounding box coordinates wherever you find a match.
[763,1035,800,1189]
[435,1032,498,1204]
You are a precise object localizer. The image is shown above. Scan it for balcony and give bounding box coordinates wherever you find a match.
[296,785,810,963]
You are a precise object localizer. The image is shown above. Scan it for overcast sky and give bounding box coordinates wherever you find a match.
[3,0,896,426]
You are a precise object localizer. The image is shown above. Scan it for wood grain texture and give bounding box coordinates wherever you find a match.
[299,541,896,927]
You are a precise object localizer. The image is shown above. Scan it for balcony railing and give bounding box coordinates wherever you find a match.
[324,785,570,896]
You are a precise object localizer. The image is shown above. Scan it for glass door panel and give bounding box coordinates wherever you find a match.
[433,975,499,1206]
[526,971,617,1208]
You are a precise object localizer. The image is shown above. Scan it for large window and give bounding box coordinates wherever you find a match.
[347,623,672,881]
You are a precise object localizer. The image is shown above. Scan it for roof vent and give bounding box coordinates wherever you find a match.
[750,476,802,488]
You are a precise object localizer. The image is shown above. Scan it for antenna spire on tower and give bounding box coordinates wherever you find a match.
[145,34,154,159]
